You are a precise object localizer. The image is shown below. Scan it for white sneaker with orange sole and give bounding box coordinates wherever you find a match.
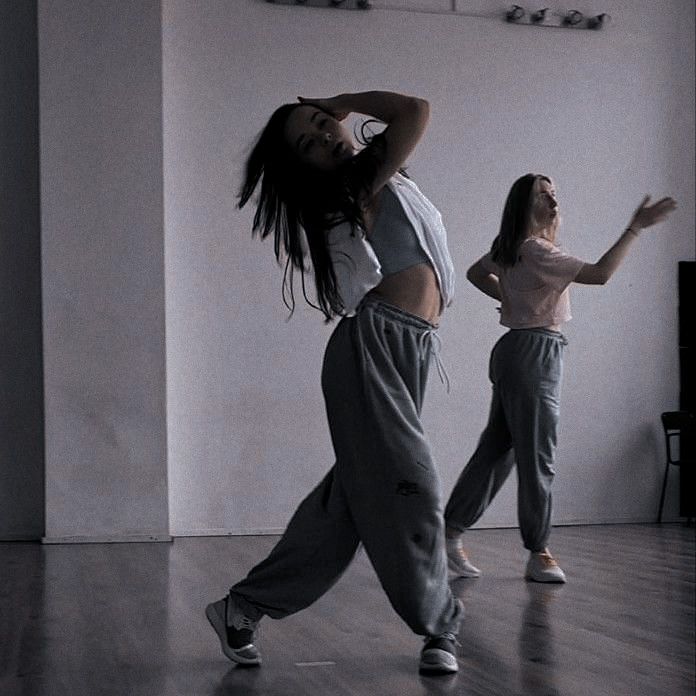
[446,536,481,578]
[525,549,566,583]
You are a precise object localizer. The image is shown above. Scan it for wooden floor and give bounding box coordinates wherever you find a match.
[1,524,693,696]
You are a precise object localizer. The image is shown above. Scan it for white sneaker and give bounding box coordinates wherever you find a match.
[525,549,566,583]
[446,536,481,578]
[205,594,262,665]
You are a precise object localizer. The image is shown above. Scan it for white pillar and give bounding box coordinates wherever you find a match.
[39,0,170,542]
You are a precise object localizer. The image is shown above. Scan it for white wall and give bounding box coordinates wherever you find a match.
[40,0,170,542]
[159,0,692,535]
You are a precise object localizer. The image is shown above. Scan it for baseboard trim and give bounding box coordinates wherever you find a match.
[34,519,686,544]
[41,534,173,544]
[171,528,285,538]
[171,519,685,538]
[468,518,682,529]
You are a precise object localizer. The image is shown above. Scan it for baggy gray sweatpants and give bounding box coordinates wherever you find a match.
[230,298,462,637]
[444,328,566,552]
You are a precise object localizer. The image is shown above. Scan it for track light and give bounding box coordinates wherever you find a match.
[271,0,370,7]
[562,9,584,26]
[270,1,604,22]
[531,8,548,23]
[506,5,525,22]
[587,13,610,29]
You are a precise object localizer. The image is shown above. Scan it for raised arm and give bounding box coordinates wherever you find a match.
[298,91,430,197]
[467,257,502,301]
[574,195,677,285]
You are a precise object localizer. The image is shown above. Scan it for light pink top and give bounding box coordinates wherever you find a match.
[481,237,585,329]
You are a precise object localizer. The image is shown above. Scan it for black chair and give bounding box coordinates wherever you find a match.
[657,411,696,523]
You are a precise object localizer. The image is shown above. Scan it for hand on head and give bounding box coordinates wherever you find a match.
[630,195,677,231]
[298,96,349,122]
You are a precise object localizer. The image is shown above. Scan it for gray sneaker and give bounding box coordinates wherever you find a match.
[446,536,481,578]
[205,594,262,665]
[525,549,567,583]
[419,632,459,675]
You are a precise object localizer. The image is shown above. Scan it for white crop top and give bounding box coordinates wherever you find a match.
[326,172,455,315]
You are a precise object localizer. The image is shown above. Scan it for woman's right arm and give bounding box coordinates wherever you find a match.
[467,257,502,301]
[575,195,677,285]
[299,91,429,197]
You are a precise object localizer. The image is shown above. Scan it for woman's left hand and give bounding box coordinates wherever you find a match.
[297,95,349,121]
[629,195,677,231]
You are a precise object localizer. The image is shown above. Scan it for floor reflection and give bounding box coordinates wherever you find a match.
[518,582,564,696]
[31,542,172,696]
[3,524,692,696]
[452,574,564,696]
[212,664,264,696]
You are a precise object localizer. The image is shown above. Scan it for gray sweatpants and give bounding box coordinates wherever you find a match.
[445,328,566,552]
[230,298,462,637]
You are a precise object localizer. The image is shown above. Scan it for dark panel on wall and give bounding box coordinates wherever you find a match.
[678,261,695,412]
[678,261,695,351]
[678,261,694,414]
[678,261,695,518]
[0,0,45,539]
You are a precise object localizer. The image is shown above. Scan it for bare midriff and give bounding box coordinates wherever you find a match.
[367,262,442,327]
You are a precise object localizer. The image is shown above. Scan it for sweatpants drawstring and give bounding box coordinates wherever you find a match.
[418,330,450,393]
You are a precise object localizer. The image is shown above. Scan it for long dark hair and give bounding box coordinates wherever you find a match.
[238,104,384,320]
[491,173,551,267]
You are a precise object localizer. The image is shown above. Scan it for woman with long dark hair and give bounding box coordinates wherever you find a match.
[205,91,462,674]
[444,173,676,582]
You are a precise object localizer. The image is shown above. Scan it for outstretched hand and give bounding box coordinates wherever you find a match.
[630,195,677,231]
[297,95,349,121]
